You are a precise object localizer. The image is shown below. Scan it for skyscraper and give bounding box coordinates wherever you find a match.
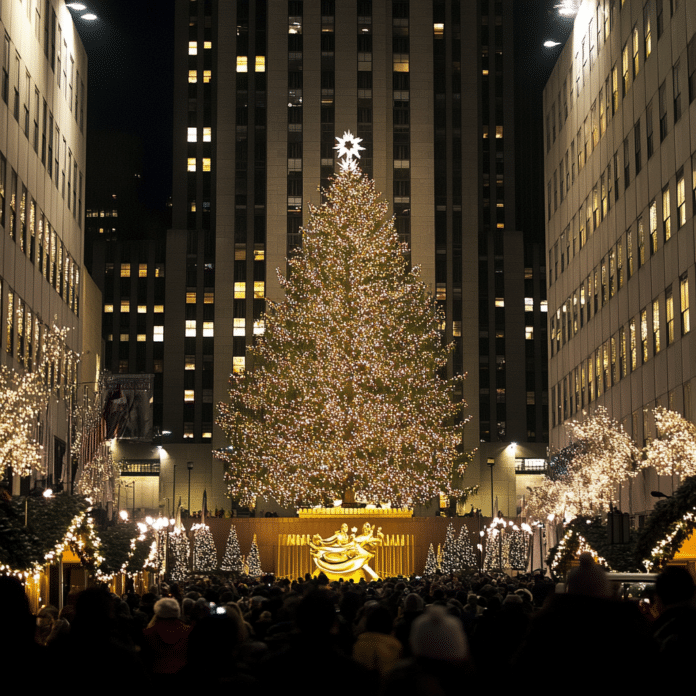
[545,0,696,513]
[0,1,91,494]
[164,0,548,514]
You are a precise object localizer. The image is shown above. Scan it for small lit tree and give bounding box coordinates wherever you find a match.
[192,525,217,572]
[423,543,439,575]
[246,534,262,576]
[456,525,478,570]
[645,407,696,481]
[440,522,457,573]
[221,524,244,573]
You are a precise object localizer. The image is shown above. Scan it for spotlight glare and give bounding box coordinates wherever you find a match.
[81,13,98,20]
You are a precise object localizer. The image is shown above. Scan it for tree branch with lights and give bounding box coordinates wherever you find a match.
[217,132,472,508]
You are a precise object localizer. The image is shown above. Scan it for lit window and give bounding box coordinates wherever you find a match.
[189,201,196,212]
[436,284,446,301]
[183,426,194,439]
[202,158,211,172]
[204,292,214,304]
[154,305,164,313]
[393,55,409,72]
[187,127,197,142]
[433,23,444,35]
[203,70,211,83]
[234,283,246,299]
[495,126,503,139]
[524,298,534,311]
[104,304,114,312]
[540,301,548,312]
[681,274,690,334]
[234,318,245,336]
[453,321,462,336]
[253,319,265,335]
[184,390,195,402]
[185,357,195,370]
[137,334,146,342]
[663,187,671,241]
[188,41,197,55]
[120,264,130,277]
[236,56,248,72]
[188,70,197,83]
[254,248,265,261]
[203,321,214,337]
[494,298,504,308]
[187,158,196,172]
[677,173,686,227]
[137,305,146,314]
[254,281,265,298]
[154,326,164,342]
[666,287,675,344]
[255,56,265,72]
[203,127,211,142]
[186,292,196,303]
[525,327,534,340]
[185,320,196,337]
[139,264,147,277]
[233,356,245,373]
[204,41,212,49]
[121,301,130,312]
[120,334,129,342]
[155,265,165,277]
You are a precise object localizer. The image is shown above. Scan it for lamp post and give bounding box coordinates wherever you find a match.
[487,458,495,517]
[187,461,193,515]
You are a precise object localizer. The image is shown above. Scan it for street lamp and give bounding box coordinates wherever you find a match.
[187,461,193,515]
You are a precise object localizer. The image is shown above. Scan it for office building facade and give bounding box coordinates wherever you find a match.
[164,0,548,514]
[545,0,696,513]
[0,1,88,493]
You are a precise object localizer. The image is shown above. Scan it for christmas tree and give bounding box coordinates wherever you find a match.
[221,524,244,573]
[440,523,457,573]
[247,534,262,576]
[192,525,217,572]
[217,132,469,508]
[456,525,478,570]
[169,531,190,581]
[424,543,439,575]
[508,527,528,571]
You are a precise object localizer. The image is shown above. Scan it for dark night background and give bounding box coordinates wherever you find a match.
[73,0,574,218]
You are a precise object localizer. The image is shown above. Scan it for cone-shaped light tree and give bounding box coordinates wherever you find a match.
[217,132,470,508]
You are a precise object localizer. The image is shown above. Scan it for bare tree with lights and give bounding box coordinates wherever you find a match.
[0,322,78,481]
[645,407,696,483]
[217,132,471,509]
[526,407,641,520]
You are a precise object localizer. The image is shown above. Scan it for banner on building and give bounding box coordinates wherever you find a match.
[102,374,154,441]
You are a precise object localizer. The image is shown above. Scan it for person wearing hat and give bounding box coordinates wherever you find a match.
[142,597,192,681]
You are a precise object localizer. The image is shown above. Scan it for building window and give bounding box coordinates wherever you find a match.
[633,25,640,77]
[185,320,196,337]
[627,227,634,277]
[653,299,661,354]
[677,170,686,227]
[638,216,646,266]
[659,81,668,141]
[681,274,690,334]
[657,0,664,37]
[634,119,641,174]
[645,3,652,58]
[137,305,147,314]
[641,308,649,363]
[630,317,638,370]
[663,186,671,241]
[623,138,630,189]
[120,263,130,278]
[649,201,658,254]
[666,285,675,344]
[689,36,696,101]
[187,158,196,172]
[202,158,211,172]
[184,390,195,402]
[646,100,654,157]
[622,42,630,95]
[674,60,682,121]
[612,63,619,113]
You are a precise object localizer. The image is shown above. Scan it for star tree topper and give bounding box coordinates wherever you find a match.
[334,130,365,171]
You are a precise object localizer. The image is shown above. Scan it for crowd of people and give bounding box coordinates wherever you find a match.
[2,555,695,693]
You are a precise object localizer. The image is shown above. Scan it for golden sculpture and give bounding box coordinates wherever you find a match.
[309,522,384,581]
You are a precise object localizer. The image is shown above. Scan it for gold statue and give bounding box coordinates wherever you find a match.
[309,522,384,581]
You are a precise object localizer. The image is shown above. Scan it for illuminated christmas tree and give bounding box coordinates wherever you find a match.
[192,524,217,572]
[440,523,457,573]
[424,543,439,575]
[169,531,190,581]
[246,534,262,576]
[217,132,470,508]
[456,525,478,570]
[221,524,244,573]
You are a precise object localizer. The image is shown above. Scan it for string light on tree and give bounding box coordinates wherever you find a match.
[246,534,262,576]
[221,524,244,573]
[423,543,439,575]
[440,522,457,573]
[192,524,217,572]
[456,525,477,570]
[217,130,472,508]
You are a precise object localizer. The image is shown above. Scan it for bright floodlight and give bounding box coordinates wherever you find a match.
[67,2,87,8]
[544,40,562,48]
[43,488,53,498]
[555,0,580,16]
[81,13,98,20]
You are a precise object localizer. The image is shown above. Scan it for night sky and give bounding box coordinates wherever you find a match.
[73,0,573,213]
